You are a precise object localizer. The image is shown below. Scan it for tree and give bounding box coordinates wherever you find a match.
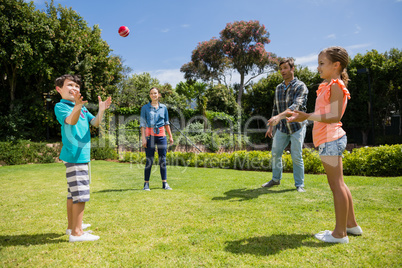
[181,20,278,106]
[0,0,54,112]
[205,84,237,115]
[0,0,124,141]
[115,72,187,112]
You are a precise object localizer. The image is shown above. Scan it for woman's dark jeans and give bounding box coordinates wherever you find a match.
[144,135,167,181]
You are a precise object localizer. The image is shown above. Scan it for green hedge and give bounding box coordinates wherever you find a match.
[1,141,401,176]
[121,145,402,176]
[121,149,323,174]
[0,140,61,165]
[343,145,402,176]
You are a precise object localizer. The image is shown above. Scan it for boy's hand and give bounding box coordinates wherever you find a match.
[98,96,112,111]
[73,90,88,106]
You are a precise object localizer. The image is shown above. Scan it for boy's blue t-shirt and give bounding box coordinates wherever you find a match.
[54,99,95,163]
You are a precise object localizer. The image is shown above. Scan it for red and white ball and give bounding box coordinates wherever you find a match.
[118,26,130,37]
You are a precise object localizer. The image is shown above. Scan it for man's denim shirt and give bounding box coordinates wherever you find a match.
[140,102,170,134]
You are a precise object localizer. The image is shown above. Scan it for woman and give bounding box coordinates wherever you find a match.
[140,87,174,191]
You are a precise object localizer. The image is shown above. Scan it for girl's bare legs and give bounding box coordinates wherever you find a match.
[320,156,357,238]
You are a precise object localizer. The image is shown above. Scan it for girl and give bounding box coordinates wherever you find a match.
[140,87,174,191]
[287,46,362,243]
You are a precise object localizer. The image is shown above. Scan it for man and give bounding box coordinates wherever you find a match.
[263,58,308,192]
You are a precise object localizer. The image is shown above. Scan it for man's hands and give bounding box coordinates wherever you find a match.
[286,111,309,123]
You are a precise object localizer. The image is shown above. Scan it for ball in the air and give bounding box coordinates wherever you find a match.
[118,26,130,37]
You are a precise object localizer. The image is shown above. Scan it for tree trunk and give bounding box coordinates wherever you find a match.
[237,73,245,107]
[6,65,17,112]
[361,129,369,145]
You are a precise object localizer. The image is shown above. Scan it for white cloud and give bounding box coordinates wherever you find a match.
[326,34,336,39]
[181,24,191,28]
[295,53,318,65]
[345,43,371,51]
[161,28,170,33]
[354,24,361,34]
[147,69,184,87]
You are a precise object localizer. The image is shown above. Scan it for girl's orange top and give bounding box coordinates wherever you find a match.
[312,79,351,147]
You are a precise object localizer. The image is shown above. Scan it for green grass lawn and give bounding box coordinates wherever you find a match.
[0,161,401,267]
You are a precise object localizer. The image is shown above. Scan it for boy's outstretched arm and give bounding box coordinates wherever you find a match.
[65,90,88,125]
[91,96,112,127]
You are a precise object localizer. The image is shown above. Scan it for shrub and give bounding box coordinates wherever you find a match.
[302,148,325,174]
[343,145,402,176]
[91,136,118,160]
[0,140,61,165]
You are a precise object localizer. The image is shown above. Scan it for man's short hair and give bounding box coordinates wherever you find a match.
[279,58,295,69]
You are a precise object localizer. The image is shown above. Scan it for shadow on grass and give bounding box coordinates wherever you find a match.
[0,233,66,248]
[212,188,295,201]
[225,234,332,256]
[93,188,141,193]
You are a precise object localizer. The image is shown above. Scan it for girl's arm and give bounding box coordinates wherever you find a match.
[287,84,344,123]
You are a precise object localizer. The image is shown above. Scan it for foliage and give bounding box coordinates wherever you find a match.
[205,84,238,115]
[91,136,118,160]
[119,145,402,176]
[347,48,402,144]
[0,0,124,142]
[343,144,402,176]
[0,140,60,165]
[114,72,187,113]
[181,20,278,106]
[121,148,325,174]
[0,104,32,141]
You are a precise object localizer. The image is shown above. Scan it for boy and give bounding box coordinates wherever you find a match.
[54,74,111,242]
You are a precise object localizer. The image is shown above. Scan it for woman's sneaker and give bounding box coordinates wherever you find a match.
[143,182,150,191]
[347,226,363,235]
[163,183,172,190]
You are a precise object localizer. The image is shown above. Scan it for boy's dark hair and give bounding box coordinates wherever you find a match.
[55,74,82,88]
[279,58,295,69]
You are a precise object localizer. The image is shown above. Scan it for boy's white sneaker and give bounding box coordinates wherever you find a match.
[69,232,100,242]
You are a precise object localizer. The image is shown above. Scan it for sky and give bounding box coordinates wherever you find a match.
[29,0,402,87]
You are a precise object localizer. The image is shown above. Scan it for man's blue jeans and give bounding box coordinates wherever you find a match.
[144,135,167,182]
[271,126,306,187]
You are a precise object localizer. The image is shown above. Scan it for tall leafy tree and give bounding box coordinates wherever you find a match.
[0,0,124,141]
[347,48,402,144]
[0,0,54,112]
[181,20,278,106]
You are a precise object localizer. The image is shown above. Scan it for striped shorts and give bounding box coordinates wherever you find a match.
[64,162,90,203]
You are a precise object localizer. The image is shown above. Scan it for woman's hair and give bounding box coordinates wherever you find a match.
[319,46,349,86]
[55,74,81,88]
[149,87,159,93]
[279,58,295,69]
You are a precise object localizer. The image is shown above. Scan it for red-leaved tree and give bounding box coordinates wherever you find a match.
[181,20,278,106]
